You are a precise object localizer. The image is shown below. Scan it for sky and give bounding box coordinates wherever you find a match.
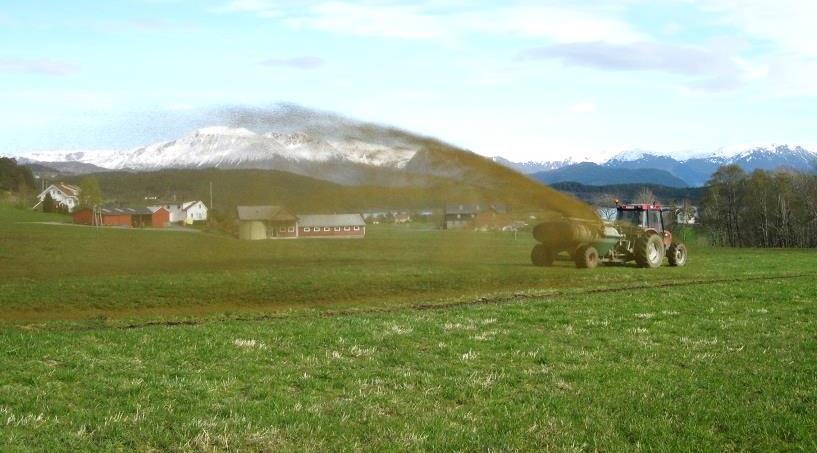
[1,0,816,162]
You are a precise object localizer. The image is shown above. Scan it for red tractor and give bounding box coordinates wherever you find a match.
[531,202,688,269]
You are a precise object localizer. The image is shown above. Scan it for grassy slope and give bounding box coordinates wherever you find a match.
[1,205,816,449]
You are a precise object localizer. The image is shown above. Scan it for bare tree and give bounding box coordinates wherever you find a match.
[635,187,657,204]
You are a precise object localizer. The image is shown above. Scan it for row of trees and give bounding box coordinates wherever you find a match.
[0,157,35,194]
[702,165,817,248]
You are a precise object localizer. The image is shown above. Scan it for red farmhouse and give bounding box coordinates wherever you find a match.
[72,206,170,228]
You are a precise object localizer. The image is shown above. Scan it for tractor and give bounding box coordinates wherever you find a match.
[530,202,688,269]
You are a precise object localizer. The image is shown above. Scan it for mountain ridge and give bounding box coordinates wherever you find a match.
[497,145,816,186]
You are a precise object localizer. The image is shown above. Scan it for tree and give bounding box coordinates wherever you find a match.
[635,187,657,204]
[78,177,102,208]
[705,164,746,247]
[701,165,817,248]
[42,192,56,213]
[0,157,35,193]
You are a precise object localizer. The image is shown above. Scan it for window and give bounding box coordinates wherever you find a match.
[288,227,295,233]
[344,226,351,231]
[648,210,663,232]
[353,226,360,231]
[279,227,286,232]
[304,227,311,232]
[324,227,330,231]
[334,227,341,231]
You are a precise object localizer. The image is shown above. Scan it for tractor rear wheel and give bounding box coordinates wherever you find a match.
[667,242,688,267]
[634,234,665,268]
[574,245,599,269]
[531,244,554,267]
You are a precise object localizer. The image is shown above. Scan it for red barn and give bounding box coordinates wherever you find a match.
[72,207,170,228]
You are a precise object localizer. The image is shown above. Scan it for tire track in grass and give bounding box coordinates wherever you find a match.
[10,272,813,331]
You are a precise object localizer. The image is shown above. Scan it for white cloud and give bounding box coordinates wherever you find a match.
[215,0,276,13]
[689,0,817,95]
[0,59,77,76]
[219,1,643,43]
[260,56,325,69]
[287,2,446,39]
[569,101,597,113]
[459,6,644,44]
[519,40,755,92]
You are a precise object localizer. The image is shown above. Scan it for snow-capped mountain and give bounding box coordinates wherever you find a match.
[603,145,816,186]
[490,156,575,174]
[22,127,417,171]
[11,126,427,185]
[499,145,816,187]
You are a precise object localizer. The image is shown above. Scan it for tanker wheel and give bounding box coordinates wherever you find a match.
[634,234,665,268]
[667,242,688,267]
[574,244,599,269]
[530,244,554,267]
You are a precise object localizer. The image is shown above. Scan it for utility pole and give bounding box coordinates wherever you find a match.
[209,181,213,210]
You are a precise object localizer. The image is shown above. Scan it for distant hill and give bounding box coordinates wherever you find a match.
[531,162,689,188]
[62,167,596,219]
[496,145,817,187]
[548,182,706,205]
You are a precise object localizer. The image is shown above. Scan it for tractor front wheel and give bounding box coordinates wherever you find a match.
[634,234,665,268]
[667,243,688,267]
[574,244,599,269]
[531,244,554,267]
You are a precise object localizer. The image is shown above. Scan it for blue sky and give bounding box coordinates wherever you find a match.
[1,0,816,161]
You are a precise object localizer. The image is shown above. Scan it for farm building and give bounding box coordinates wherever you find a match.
[444,203,508,230]
[72,206,170,228]
[237,205,298,240]
[675,205,699,225]
[33,183,80,212]
[148,200,208,224]
[298,214,366,238]
[474,210,514,231]
[237,206,366,240]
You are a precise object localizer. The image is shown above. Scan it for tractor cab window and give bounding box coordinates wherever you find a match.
[616,209,646,227]
[648,210,663,232]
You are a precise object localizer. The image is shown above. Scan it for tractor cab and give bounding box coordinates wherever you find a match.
[615,202,673,247]
[615,203,664,231]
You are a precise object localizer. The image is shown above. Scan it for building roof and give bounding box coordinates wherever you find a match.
[147,202,182,210]
[97,206,157,215]
[182,200,205,211]
[297,214,366,227]
[444,203,507,215]
[236,205,297,221]
[39,182,80,198]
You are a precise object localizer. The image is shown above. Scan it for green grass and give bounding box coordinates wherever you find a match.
[0,204,812,323]
[1,204,816,450]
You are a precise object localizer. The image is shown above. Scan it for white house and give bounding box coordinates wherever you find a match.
[148,202,184,222]
[148,200,207,224]
[182,200,207,224]
[33,183,80,212]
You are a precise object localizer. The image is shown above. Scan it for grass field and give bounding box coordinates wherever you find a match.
[1,205,816,450]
